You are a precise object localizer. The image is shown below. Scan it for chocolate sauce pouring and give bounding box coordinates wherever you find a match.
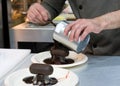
[53,20,90,53]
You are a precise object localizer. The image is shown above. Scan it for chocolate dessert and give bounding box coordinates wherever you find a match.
[44,40,74,64]
[23,64,58,86]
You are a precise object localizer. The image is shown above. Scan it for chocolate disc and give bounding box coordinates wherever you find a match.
[30,63,53,75]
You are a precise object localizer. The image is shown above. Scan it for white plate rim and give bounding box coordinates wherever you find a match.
[31,51,88,68]
[4,68,79,86]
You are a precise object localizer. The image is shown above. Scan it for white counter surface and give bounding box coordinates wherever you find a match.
[1,53,120,86]
[0,49,31,86]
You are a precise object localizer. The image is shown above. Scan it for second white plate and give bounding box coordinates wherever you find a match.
[4,67,79,86]
[31,51,88,68]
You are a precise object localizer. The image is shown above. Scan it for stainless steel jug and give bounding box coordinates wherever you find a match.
[53,21,90,53]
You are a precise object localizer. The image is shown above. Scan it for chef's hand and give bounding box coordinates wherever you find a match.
[64,19,104,41]
[27,3,50,25]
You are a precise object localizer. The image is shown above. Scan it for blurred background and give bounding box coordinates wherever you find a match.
[0,0,75,53]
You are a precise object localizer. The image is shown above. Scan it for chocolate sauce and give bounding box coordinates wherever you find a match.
[23,76,58,85]
[23,64,58,86]
[23,76,33,84]
[44,40,74,65]
[44,58,74,64]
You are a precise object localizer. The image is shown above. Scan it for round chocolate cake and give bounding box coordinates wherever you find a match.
[23,64,58,86]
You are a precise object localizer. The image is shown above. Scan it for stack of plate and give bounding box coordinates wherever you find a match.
[4,51,88,86]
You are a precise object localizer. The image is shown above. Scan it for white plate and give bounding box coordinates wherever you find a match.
[4,68,79,86]
[31,51,88,68]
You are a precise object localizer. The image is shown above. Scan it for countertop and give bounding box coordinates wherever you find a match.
[1,54,120,86]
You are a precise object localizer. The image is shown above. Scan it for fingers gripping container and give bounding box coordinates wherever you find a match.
[53,21,90,53]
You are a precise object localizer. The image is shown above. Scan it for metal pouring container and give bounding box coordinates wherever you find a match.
[53,21,90,53]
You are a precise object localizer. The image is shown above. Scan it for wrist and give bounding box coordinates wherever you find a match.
[93,17,109,31]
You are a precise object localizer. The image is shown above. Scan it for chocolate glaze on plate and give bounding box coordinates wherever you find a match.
[44,40,74,65]
[23,64,58,86]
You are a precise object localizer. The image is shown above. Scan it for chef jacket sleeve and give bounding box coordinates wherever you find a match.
[41,0,66,20]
